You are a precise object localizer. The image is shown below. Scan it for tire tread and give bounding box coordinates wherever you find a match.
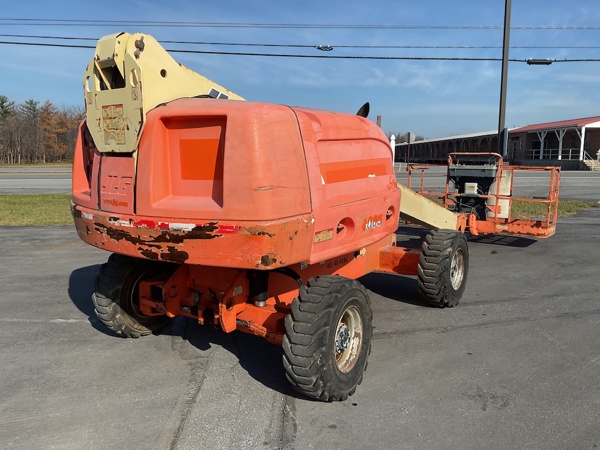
[92,254,172,338]
[283,275,372,401]
[417,229,468,308]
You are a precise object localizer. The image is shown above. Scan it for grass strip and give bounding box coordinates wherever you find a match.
[511,199,598,219]
[0,194,597,227]
[0,194,73,226]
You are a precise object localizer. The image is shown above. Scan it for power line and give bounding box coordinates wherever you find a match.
[172,48,518,61]
[0,34,97,41]
[2,18,600,30]
[2,39,600,62]
[2,34,600,51]
[0,40,93,49]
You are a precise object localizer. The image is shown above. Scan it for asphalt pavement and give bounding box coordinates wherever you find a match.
[2,165,600,203]
[0,166,71,194]
[1,205,599,448]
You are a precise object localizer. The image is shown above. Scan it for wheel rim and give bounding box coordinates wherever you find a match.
[334,305,363,374]
[127,269,161,324]
[450,248,465,290]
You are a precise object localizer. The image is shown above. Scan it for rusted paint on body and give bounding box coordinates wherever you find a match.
[240,226,275,238]
[258,254,278,268]
[73,203,314,268]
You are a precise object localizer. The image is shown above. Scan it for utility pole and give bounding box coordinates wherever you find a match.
[498,0,511,158]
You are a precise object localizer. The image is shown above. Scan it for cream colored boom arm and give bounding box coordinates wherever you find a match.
[397,183,458,230]
[84,32,245,153]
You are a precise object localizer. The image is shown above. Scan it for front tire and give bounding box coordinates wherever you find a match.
[92,254,176,338]
[417,229,469,308]
[283,275,373,401]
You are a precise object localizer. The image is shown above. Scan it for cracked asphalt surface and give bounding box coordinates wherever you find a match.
[1,170,599,449]
[1,207,600,449]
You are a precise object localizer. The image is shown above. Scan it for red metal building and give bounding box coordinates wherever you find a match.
[395,116,600,170]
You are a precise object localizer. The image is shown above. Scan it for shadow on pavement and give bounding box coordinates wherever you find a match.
[66,265,422,400]
[68,264,291,395]
[360,272,427,307]
[397,223,538,248]
[68,264,121,337]
[162,316,289,397]
[467,234,537,247]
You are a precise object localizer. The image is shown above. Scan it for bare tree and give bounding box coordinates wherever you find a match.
[0,96,83,164]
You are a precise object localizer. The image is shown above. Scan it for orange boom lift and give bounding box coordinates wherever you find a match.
[73,32,472,401]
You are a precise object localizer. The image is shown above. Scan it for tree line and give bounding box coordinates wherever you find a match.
[0,95,84,164]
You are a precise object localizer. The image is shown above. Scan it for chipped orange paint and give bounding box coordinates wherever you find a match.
[72,203,314,267]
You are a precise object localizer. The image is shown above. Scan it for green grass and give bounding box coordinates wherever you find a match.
[423,195,597,220]
[511,199,598,219]
[0,194,597,227]
[0,194,73,226]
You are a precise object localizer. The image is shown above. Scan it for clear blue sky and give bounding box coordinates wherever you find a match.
[2,0,600,138]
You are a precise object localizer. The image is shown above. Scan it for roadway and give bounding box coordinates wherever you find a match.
[394,164,600,202]
[1,165,599,203]
[1,214,599,448]
[0,166,71,194]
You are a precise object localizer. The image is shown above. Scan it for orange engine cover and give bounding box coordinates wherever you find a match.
[72,99,400,269]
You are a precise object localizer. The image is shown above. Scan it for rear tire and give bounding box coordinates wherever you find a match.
[417,229,468,308]
[92,254,176,338]
[283,275,373,401]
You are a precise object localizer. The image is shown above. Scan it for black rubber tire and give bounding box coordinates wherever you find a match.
[417,229,469,308]
[283,275,373,402]
[92,253,176,338]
